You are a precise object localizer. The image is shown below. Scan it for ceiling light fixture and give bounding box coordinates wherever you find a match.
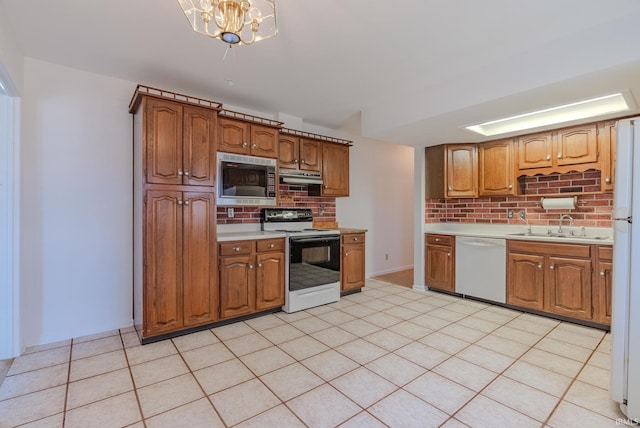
[177,0,277,46]
[465,93,632,137]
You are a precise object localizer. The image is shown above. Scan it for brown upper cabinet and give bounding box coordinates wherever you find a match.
[517,123,599,175]
[320,142,349,197]
[218,117,279,158]
[145,98,217,187]
[478,139,516,196]
[446,144,478,198]
[599,120,616,191]
[278,134,322,172]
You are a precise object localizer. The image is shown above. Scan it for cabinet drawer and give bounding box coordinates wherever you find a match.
[598,245,613,261]
[219,241,254,256]
[507,240,590,258]
[256,238,285,252]
[342,233,365,245]
[426,234,453,246]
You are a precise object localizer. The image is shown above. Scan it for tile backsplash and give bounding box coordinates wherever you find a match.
[217,184,336,224]
[425,170,613,227]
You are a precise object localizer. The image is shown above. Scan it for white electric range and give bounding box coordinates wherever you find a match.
[261,208,341,313]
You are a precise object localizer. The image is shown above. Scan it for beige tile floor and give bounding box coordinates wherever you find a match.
[0,279,628,428]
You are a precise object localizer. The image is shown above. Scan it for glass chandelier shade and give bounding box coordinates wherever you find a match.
[177,0,277,46]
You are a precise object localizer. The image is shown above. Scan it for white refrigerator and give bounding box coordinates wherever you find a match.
[611,117,640,421]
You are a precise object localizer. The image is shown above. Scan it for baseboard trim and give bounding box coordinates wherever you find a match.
[367,264,413,278]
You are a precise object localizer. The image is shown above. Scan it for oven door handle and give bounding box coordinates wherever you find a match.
[290,236,340,244]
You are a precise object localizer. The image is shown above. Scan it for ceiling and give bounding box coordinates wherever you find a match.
[3,0,640,146]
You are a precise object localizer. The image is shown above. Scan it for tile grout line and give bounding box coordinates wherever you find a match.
[61,338,73,428]
[119,329,147,428]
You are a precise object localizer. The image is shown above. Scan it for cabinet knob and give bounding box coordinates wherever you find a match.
[248,264,254,269]
[323,185,328,189]
[435,238,440,242]
[550,264,555,270]
[546,154,551,161]
[294,159,298,163]
[184,200,189,205]
[605,177,611,184]
[257,263,262,268]
[177,200,183,205]
[184,170,189,176]
[447,253,451,257]
[233,247,241,252]
[537,263,543,270]
[600,270,606,277]
[353,237,358,241]
[243,142,248,147]
[178,169,184,176]
[301,159,306,164]
[344,252,349,257]
[252,143,257,149]
[508,184,513,189]
[268,243,275,249]
[557,152,562,159]
[448,186,452,191]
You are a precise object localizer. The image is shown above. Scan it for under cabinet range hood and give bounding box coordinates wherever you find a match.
[279,169,323,185]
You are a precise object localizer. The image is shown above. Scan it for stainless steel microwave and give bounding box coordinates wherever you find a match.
[216,152,277,206]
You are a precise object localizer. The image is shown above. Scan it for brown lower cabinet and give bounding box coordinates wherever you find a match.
[341,232,366,292]
[425,234,455,292]
[219,238,285,319]
[595,245,613,325]
[143,189,217,338]
[507,240,610,325]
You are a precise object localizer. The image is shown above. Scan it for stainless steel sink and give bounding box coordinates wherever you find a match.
[508,232,610,240]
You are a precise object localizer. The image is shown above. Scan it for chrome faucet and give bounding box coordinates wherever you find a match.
[558,214,574,234]
[518,210,532,235]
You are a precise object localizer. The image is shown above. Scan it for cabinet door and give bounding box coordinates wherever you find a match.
[446,144,477,198]
[145,190,183,335]
[255,252,285,310]
[146,98,183,185]
[250,125,279,158]
[219,118,250,155]
[517,132,553,170]
[219,256,255,318]
[183,106,216,187]
[479,139,515,196]
[595,260,613,325]
[342,243,365,291]
[279,135,299,169]
[300,138,322,172]
[322,143,350,197]
[507,252,544,310]
[599,121,616,191]
[425,244,454,291]
[555,124,598,167]
[546,256,592,320]
[182,192,217,327]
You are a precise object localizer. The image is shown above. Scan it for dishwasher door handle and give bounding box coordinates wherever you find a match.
[459,239,505,248]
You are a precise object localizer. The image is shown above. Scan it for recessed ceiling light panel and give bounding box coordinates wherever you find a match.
[465,93,632,136]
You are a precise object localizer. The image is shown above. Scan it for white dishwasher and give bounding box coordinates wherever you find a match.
[455,236,506,303]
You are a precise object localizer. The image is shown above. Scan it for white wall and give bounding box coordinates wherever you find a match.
[21,58,135,346]
[0,3,23,94]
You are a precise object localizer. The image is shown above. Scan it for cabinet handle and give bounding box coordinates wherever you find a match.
[323,185,328,189]
[353,237,358,241]
[248,264,254,269]
[546,154,551,161]
[508,184,513,189]
[233,247,241,252]
[448,186,452,191]
[178,169,184,176]
[550,264,555,270]
[301,159,306,164]
[243,142,248,148]
[258,263,262,268]
[177,200,183,205]
[557,152,562,159]
[294,159,298,163]
[184,170,189,176]
[447,253,451,257]
[435,238,440,242]
[600,270,606,277]
[268,243,274,249]
[537,263,543,270]
[252,143,257,149]
[345,252,349,257]
[184,200,189,205]
[605,177,611,184]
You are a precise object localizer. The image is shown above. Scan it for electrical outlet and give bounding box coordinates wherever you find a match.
[227,207,234,218]
[519,210,526,220]
[507,209,514,219]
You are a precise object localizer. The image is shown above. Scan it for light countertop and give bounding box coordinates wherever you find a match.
[217,231,286,242]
